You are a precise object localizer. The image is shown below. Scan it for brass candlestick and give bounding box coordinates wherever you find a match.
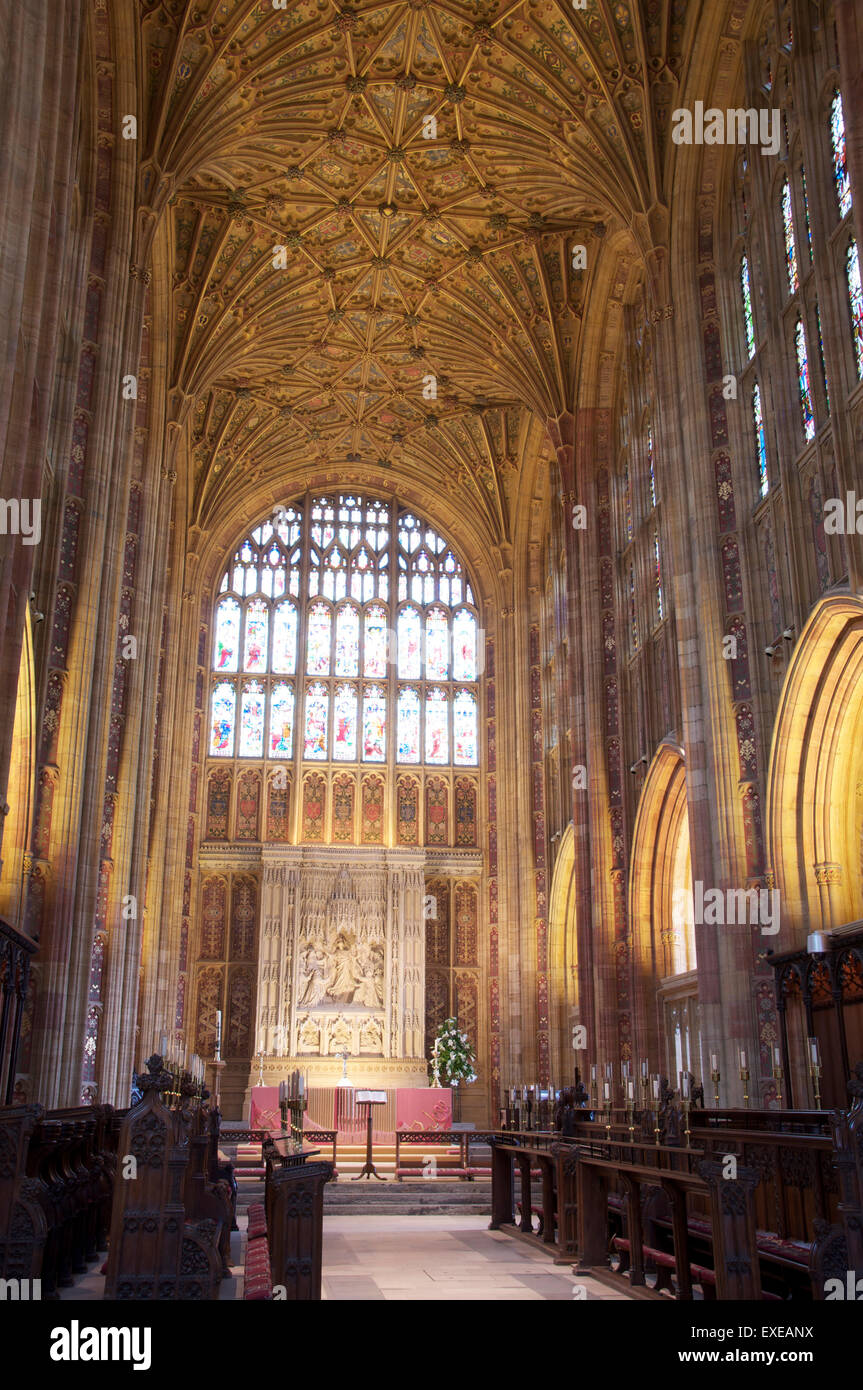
[711,1068,721,1106]
[772,1064,784,1108]
[739,1066,750,1108]
[653,1098,662,1146]
[682,1097,691,1148]
[626,1096,635,1144]
[810,1062,822,1111]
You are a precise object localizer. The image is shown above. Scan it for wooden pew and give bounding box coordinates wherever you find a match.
[262,1136,332,1300]
[103,1055,223,1300]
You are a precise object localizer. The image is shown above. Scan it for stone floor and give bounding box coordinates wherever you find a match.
[57,1214,633,1301]
[320,1214,632,1301]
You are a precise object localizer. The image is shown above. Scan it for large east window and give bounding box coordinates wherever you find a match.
[209,494,479,767]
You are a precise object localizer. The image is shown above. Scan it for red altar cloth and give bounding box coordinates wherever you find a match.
[395,1087,452,1131]
[249,1087,320,1134]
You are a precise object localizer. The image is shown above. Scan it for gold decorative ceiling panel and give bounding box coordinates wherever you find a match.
[139,0,689,540]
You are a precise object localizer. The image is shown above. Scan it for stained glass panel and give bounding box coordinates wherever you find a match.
[653,532,664,623]
[753,382,768,498]
[816,301,830,412]
[426,689,449,764]
[397,688,421,763]
[794,318,816,441]
[269,682,294,758]
[272,601,297,674]
[647,424,657,508]
[335,605,359,677]
[800,165,812,257]
[306,602,331,675]
[397,606,422,679]
[243,599,269,672]
[210,681,236,756]
[452,610,477,681]
[831,90,852,219]
[847,240,863,380]
[239,681,265,758]
[214,598,240,671]
[740,255,755,358]
[304,683,329,759]
[364,605,388,677]
[362,685,386,761]
[333,683,358,761]
[781,179,799,294]
[453,690,477,765]
[426,608,449,679]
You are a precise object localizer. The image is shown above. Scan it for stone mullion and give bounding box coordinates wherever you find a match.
[483,629,500,1104]
[551,418,597,1069]
[495,598,529,1090]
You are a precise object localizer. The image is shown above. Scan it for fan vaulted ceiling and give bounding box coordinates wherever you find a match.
[139,0,690,540]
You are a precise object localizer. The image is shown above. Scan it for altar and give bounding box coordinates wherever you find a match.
[249,1084,453,1138]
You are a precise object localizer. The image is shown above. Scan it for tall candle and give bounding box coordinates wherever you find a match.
[159,1033,168,1057]
[602,1080,611,1101]
[680,1072,690,1099]
[739,1049,748,1070]
[590,1063,597,1083]
[641,1058,649,1079]
[652,1076,660,1100]
[808,1036,820,1066]
[259,1030,265,1054]
[626,1079,635,1101]
[772,1045,782,1068]
[710,1053,719,1072]
[215,1010,222,1051]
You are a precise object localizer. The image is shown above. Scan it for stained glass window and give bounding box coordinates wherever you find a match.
[269,683,294,758]
[740,255,756,359]
[628,563,638,653]
[800,165,812,258]
[426,608,449,680]
[306,603,331,676]
[647,424,657,508]
[847,240,863,380]
[333,683,358,761]
[453,690,477,765]
[653,532,664,623]
[397,688,421,763]
[425,689,449,765]
[304,684,329,759]
[364,605,388,677]
[794,317,816,441]
[272,601,297,674]
[452,609,477,681]
[211,496,480,788]
[214,598,240,671]
[210,682,236,756]
[397,606,422,679]
[781,179,799,295]
[243,599,269,672]
[753,382,768,498]
[239,681,265,758]
[362,685,386,761]
[815,301,830,413]
[335,604,359,677]
[831,90,852,219]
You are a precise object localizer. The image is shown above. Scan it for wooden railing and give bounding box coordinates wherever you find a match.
[394,1129,495,1179]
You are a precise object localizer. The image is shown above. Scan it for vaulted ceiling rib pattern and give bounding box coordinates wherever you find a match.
[139,0,689,541]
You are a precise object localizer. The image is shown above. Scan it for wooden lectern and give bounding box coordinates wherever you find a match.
[352,1089,387,1180]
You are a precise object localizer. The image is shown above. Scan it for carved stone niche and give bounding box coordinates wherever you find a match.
[254,846,427,1084]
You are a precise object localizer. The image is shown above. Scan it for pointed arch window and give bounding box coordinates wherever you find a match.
[846,239,863,380]
[209,495,480,781]
[647,424,657,509]
[753,382,768,498]
[653,531,664,623]
[781,178,799,294]
[830,90,852,219]
[740,254,756,358]
[794,318,816,441]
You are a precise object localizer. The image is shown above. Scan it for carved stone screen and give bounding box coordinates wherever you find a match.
[255,846,428,1088]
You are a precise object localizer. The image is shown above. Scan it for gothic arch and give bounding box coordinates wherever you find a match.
[766,593,863,942]
[628,741,694,1064]
[548,822,577,1083]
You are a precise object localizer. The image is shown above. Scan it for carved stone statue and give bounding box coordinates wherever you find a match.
[359,1017,383,1054]
[298,1017,320,1053]
[328,1016,352,1054]
[297,943,328,1007]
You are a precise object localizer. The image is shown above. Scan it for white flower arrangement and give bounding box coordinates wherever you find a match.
[430,1017,477,1087]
